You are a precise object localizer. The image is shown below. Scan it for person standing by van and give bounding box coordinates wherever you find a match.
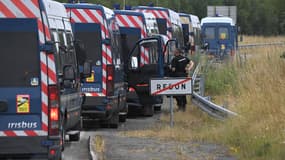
[170,48,194,111]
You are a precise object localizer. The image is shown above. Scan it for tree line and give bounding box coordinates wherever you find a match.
[57,0,285,36]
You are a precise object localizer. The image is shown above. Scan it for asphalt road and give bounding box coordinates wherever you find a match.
[63,112,161,160]
[63,108,235,160]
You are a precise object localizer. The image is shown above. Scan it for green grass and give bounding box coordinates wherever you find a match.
[204,62,238,95]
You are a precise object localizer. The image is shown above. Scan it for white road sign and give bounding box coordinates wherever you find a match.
[150,78,192,95]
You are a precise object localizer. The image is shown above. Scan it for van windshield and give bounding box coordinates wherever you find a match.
[0,20,39,87]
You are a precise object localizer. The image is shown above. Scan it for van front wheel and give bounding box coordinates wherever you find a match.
[69,131,80,141]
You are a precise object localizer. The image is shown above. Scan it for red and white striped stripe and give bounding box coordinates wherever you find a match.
[136,9,172,39]
[0,0,55,136]
[115,14,149,65]
[67,8,112,96]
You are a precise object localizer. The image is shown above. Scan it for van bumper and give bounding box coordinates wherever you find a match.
[81,95,119,120]
[0,136,61,159]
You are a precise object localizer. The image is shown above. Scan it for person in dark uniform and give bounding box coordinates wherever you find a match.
[170,48,194,111]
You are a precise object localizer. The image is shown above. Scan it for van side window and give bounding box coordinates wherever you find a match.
[172,23,184,48]
[165,41,176,63]
[52,29,77,74]
[65,32,77,65]
[147,42,158,64]
[51,30,63,74]
[66,32,74,47]
[108,18,122,65]
[59,31,77,71]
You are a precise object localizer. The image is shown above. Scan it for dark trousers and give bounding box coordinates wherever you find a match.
[174,95,186,111]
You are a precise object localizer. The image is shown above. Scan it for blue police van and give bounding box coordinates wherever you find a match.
[201,16,237,60]
[0,0,90,159]
[65,3,128,127]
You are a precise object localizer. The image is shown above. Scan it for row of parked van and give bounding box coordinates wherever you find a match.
[0,0,204,159]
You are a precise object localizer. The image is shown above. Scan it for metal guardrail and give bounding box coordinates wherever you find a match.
[238,42,285,49]
[191,63,238,119]
[191,41,284,118]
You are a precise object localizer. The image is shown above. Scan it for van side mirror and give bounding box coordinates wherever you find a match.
[81,61,92,78]
[167,27,173,32]
[238,26,241,33]
[202,42,209,50]
[41,41,55,54]
[63,65,76,81]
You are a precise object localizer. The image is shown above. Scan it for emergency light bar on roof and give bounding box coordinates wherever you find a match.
[201,17,235,26]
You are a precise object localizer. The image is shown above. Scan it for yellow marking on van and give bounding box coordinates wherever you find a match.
[16,95,30,113]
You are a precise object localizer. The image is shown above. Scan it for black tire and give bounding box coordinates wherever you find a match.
[119,114,127,123]
[69,131,80,141]
[154,105,161,111]
[69,118,81,141]
[56,153,63,160]
[143,104,154,116]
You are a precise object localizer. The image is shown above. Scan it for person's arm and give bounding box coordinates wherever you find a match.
[185,60,194,73]
[188,60,194,70]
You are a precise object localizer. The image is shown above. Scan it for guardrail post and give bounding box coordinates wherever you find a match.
[200,74,205,97]
[170,96,174,127]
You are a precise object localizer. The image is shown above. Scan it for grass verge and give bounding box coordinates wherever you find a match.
[122,38,285,159]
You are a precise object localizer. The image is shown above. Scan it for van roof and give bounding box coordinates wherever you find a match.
[201,16,235,26]
[114,10,145,17]
[44,0,68,19]
[64,3,105,12]
[143,12,155,19]
[134,6,181,26]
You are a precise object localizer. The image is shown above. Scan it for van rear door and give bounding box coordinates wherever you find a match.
[217,25,232,52]
[202,25,217,53]
[0,19,42,134]
[72,23,103,95]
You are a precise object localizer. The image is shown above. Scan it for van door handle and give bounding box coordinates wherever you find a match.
[0,101,8,112]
